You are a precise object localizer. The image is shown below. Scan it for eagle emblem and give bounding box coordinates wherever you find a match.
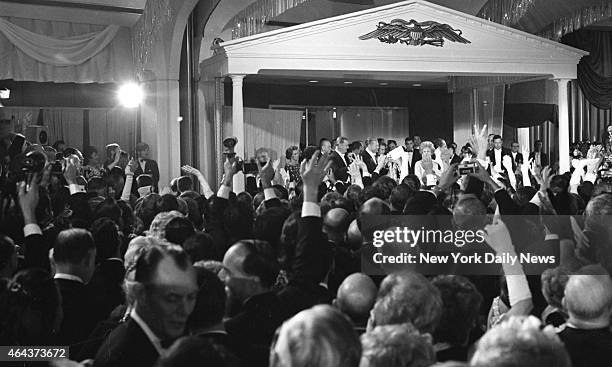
[359,19,470,47]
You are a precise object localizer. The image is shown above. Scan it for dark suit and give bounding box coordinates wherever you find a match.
[224,291,286,367]
[329,150,349,183]
[93,317,159,367]
[510,152,523,171]
[55,278,103,356]
[134,159,160,192]
[277,216,334,317]
[528,151,549,167]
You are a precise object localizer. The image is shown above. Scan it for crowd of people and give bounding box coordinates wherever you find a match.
[1,115,612,367]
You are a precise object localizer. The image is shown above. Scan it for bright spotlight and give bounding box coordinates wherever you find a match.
[117,83,144,108]
[0,89,10,99]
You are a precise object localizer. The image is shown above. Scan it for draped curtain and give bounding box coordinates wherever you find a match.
[89,109,137,157]
[563,30,612,110]
[338,108,409,142]
[43,109,84,149]
[0,17,133,83]
[223,107,302,161]
[569,80,612,143]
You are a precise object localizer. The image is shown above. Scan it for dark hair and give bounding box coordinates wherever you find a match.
[183,232,216,263]
[93,198,122,225]
[0,268,60,345]
[165,217,196,246]
[90,217,120,263]
[387,139,397,147]
[83,146,98,165]
[53,229,95,264]
[432,275,483,345]
[52,140,65,151]
[87,176,107,194]
[135,142,150,153]
[492,135,502,141]
[390,184,414,211]
[401,175,421,191]
[131,243,191,284]
[236,240,279,288]
[253,206,291,253]
[319,138,331,146]
[301,145,319,161]
[177,176,193,193]
[349,141,362,152]
[189,267,226,330]
[157,194,179,213]
[286,146,299,160]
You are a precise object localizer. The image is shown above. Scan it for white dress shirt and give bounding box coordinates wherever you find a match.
[388,146,412,182]
[335,148,348,166]
[494,148,502,172]
[53,273,84,284]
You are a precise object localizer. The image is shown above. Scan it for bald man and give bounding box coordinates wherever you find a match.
[558,270,612,367]
[323,208,351,245]
[347,219,362,249]
[324,208,360,294]
[334,273,377,334]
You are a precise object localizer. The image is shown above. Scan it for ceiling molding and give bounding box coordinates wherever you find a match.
[0,1,142,26]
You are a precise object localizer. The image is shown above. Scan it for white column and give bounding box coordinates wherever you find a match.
[141,78,181,190]
[555,78,570,173]
[231,74,246,193]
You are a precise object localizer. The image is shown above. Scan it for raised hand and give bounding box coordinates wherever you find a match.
[259,158,276,188]
[483,218,515,254]
[468,124,488,161]
[301,151,331,201]
[181,165,202,177]
[63,160,78,185]
[421,159,434,175]
[126,158,138,175]
[18,172,40,225]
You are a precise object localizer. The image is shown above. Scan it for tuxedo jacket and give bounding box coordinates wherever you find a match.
[329,151,349,183]
[510,152,524,171]
[93,317,159,367]
[133,159,160,192]
[486,148,512,168]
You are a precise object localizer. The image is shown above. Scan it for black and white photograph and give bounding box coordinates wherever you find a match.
[0,0,611,366]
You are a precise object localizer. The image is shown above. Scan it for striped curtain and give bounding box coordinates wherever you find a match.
[569,80,612,143]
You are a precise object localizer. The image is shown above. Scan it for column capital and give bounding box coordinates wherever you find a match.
[552,78,572,85]
[230,74,246,84]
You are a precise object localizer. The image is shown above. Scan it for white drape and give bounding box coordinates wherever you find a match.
[89,108,137,157]
[0,17,133,83]
[224,107,302,160]
[338,108,410,142]
[0,18,119,66]
[43,109,84,148]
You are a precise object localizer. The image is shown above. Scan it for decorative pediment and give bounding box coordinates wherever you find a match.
[202,0,587,80]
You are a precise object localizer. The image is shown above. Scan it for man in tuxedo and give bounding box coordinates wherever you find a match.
[529,140,548,167]
[486,135,511,175]
[53,229,99,355]
[361,137,386,180]
[388,137,421,182]
[94,243,198,367]
[510,141,523,172]
[134,142,160,192]
[329,136,350,183]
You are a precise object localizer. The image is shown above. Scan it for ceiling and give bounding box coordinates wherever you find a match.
[0,0,145,26]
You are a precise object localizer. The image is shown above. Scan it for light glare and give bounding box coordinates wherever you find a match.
[118,83,144,108]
